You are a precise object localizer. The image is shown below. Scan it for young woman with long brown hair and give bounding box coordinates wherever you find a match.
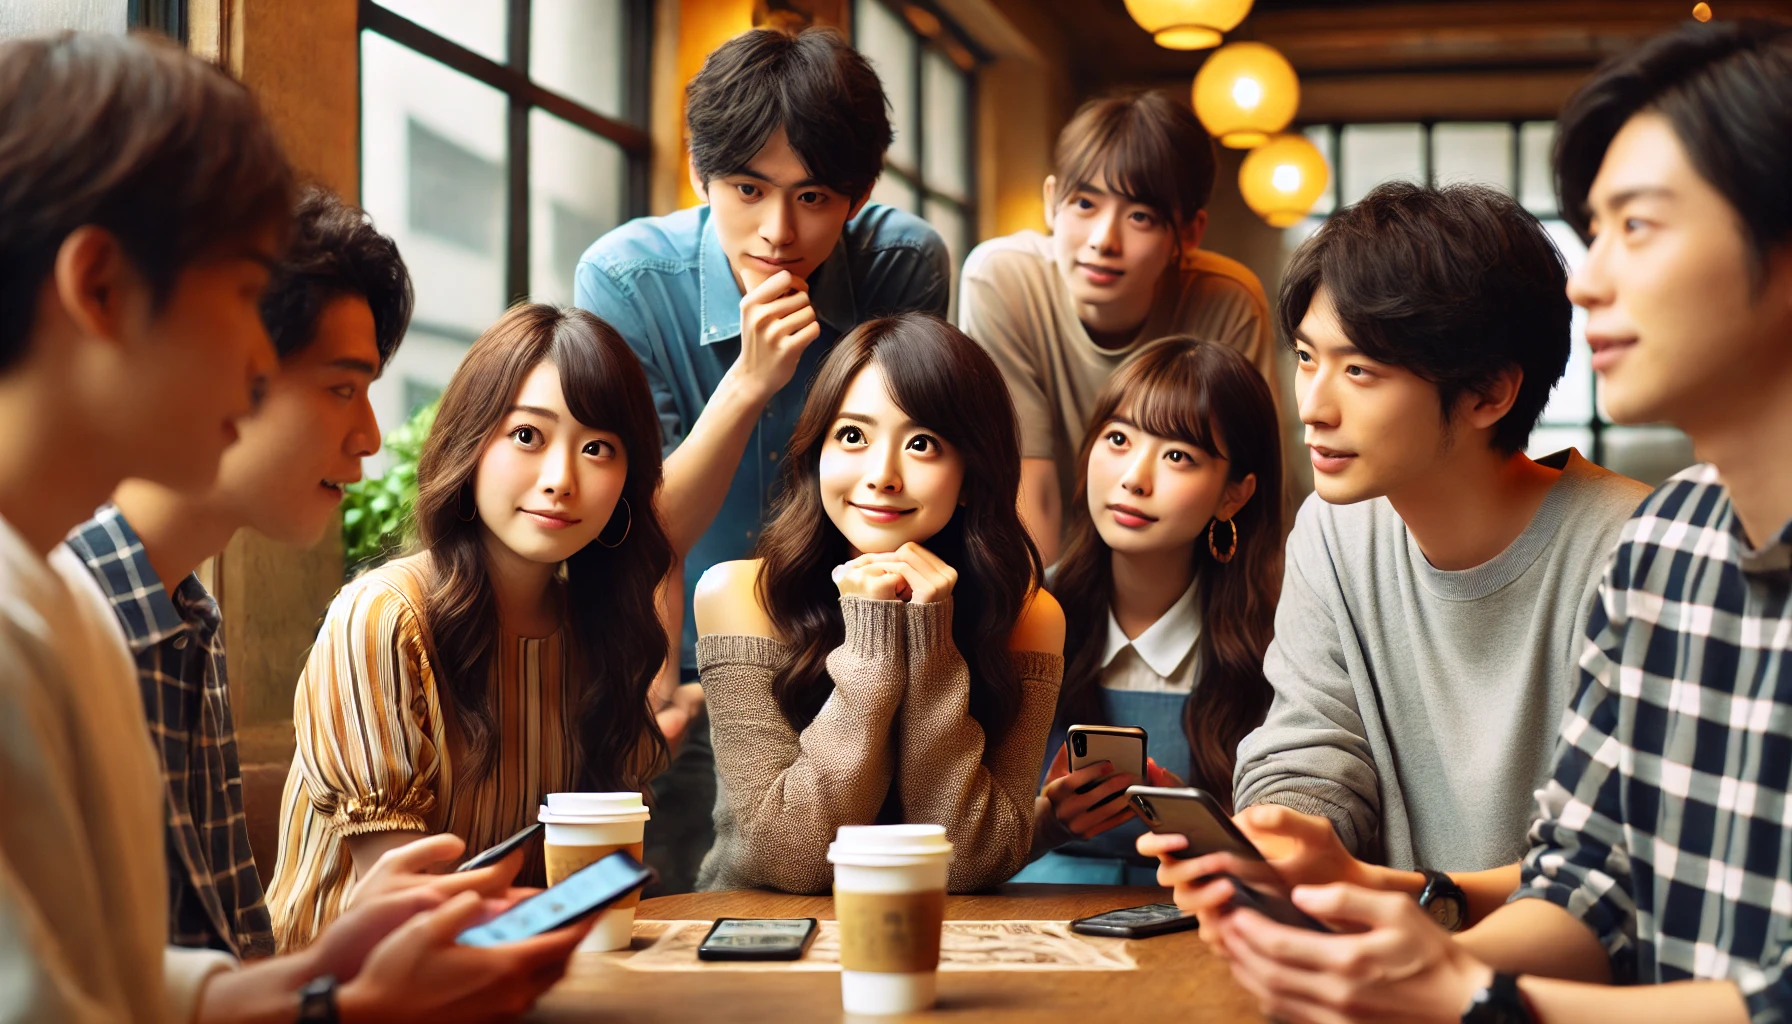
[693,312,1066,894]
[1013,336,1282,886]
[267,304,673,948]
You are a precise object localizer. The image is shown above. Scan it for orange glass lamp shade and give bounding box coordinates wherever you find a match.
[1193,42,1299,148]
[1239,134,1330,227]
[1123,0,1253,50]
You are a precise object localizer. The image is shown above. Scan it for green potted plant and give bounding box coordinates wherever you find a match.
[340,398,436,577]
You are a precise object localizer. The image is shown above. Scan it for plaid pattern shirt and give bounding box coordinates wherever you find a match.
[1517,464,1792,1021]
[64,505,276,959]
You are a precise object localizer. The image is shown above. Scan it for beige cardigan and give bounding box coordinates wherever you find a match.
[696,596,1063,894]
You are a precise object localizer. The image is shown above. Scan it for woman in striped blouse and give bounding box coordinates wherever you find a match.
[266,304,673,949]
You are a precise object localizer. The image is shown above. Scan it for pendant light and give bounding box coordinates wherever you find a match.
[1193,41,1299,148]
[1239,134,1330,227]
[1123,0,1254,51]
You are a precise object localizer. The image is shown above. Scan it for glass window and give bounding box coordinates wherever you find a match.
[530,0,629,120]
[1432,123,1512,192]
[1340,123,1423,205]
[872,171,919,214]
[530,109,626,307]
[855,0,917,171]
[1520,121,1558,217]
[1302,125,1336,215]
[375,0,506,63]
[922,50,969,203]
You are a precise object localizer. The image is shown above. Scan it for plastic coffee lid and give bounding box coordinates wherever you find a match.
[537,791,650,824]
[827,824,954,865]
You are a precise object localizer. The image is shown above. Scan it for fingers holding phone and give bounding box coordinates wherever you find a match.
[1043,744,1138,839]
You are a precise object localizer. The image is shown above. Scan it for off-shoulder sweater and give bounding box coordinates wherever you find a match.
[696,596,1064,894]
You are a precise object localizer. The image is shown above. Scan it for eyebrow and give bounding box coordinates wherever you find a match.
[329,358,379,376]
[836,411,879,426]
[510,404,560,420]
[731,167,825,190]
[1599,186,1677,210]
[1291,328,1362,357]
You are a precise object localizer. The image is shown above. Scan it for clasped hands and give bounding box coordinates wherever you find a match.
[1137,805,1495,1024]
[832,541,957,604]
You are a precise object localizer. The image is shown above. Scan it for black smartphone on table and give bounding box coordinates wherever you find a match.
[696,918,820,961]
[455,822,544,873]
[457,850,655,947]
[1069,903,1200,939]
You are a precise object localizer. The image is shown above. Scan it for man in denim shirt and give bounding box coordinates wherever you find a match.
[576,27,948,687]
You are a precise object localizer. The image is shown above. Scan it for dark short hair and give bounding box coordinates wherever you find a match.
[1053,90,1216,226]
[685,27,892,201]
[0,32,294,373]
[1555,18,1792,279]
[261,187,413,365]
[1277,182,1571,454]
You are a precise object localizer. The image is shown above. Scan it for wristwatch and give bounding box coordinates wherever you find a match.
[1462,972,1535,1024]
[1418,868,1468,932]
[297,974,338,1024]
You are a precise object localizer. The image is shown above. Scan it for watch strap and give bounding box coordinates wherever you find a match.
[1462,972,1534,1024]
[1417,868,1469,931]
[297,974,339,1024]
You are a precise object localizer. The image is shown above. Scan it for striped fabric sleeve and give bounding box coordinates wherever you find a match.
[1513,560,1639,982]
[290,577,439,836]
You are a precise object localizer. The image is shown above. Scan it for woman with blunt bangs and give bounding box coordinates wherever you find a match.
[1014,337,1282,886]
[694,312,1066,894]
[268,305,673,948]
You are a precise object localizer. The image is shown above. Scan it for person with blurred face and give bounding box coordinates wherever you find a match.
[1011,338,1283,887]
[1216,181,1651,897]
[692,313,1065,894]
[959,92,1279,562]
[1149,19,1792,1024]
[575,26,950,893]
[1,34,594,1024]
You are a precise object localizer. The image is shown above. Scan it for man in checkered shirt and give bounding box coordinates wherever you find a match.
[1136,18,1792,1024]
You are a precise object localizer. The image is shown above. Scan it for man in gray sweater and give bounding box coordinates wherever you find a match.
[1229,182,1650,882]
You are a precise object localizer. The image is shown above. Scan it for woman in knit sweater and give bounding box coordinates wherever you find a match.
[693,312,1066,894]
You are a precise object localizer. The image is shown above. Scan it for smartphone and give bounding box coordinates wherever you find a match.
[455,822,544,873]
[1069,903,1200,939]
[696,917,819,961]
[1068,725,1147,809]
[457,850,655,947]
[1126,785,1263,861]
[1217,872,1333,933]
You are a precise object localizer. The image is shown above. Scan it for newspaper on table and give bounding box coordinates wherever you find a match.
[619,919,1136,972]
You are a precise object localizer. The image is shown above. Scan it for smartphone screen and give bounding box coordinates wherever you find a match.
[457,851,653,947]
[1076,904,1182,928]
[456,822,544,873]
[698,918,818,960]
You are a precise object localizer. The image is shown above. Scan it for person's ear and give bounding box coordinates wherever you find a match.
[1042,175,1058,232]
[1463,366,1523,433]
[1179,209,1209,254]
[53,225,135,346]
[688,156,708,203]
[1215,472,1257,522]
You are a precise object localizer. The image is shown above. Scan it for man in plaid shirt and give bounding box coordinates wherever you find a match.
[1139,18,1792,1024]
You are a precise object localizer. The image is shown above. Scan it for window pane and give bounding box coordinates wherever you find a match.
[856,0,917,171]
[531,0,628,121]
[531,110,626,307]
[922,49,969,203]
[1520,121,1558,217]
[373,0,506,63]
[1603,426,1696,485]
[1432,123,1512,192]
[1340,123,1423,205]
[923,196,969,271]
[368,328,476,477]
[1302,125,1335,215]
[872,169,918,213]
[1527,426,1592,463]
[1536,220,1593,426]
[361,31,508,340]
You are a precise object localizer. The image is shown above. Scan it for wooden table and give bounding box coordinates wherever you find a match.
[530,884,1265,1022]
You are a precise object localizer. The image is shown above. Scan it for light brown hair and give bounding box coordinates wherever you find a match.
[1052,91,1216,229]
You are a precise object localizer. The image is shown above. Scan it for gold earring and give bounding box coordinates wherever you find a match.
[596,497,632,549]
[1208,517,1238,564]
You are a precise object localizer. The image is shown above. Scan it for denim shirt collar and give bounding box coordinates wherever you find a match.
[696,206,859,345]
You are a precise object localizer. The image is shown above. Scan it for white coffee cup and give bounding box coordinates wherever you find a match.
[538,792,651,952]
[828,824,955,1015]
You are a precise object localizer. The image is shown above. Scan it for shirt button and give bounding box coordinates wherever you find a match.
[769,451,779,462]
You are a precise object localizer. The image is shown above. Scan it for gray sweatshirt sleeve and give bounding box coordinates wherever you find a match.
[1232,507,1382,857]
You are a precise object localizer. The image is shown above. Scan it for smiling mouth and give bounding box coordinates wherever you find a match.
[850,502,916,522]
[1077,262,1124,280]
[749,254,801,268]
[1587,336,1638,370]
[1107,503,1157,525]
[521,509,581,526]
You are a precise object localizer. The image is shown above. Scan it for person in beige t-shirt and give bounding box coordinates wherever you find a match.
[959,91,1278,561]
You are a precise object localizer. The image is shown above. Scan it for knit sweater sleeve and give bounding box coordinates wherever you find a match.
[895,599,1064,892]
[697,597,909,894]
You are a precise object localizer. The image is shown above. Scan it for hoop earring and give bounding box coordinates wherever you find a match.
[596,497,632,549]
[456,485,478,523]
[1208,517,1238,564]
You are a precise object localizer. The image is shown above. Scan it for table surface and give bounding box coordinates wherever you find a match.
[529,884,1265,1022]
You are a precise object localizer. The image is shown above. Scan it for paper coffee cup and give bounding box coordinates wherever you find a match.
[828,824,954,1015]
[539,792,650,952]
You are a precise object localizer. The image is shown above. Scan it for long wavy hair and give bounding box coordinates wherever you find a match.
[411,304,672,792]
[1052,338,1282,810]
[754,313,1043,743]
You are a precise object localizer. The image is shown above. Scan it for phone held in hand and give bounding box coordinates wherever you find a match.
[457,850,655,947]
[1216,872,1333,933]
[1069,903,1200,939]
[1125,785,1263,861]
[1067,725,1147,809]
[696,918,820,961]
[455,822,544,873]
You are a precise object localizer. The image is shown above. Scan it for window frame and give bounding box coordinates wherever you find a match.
[358,0,652,307]
[128,0,187,42]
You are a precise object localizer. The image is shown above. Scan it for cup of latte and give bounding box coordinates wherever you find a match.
[538,792,651,951]
[828,824,954,1014]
